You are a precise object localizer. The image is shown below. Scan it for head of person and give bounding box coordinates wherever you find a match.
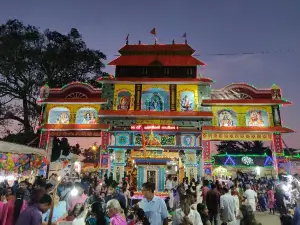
[134,208,150,225]
[74,182,84,196]
[240,204,257,224]
[197,203,209,216]
[45,183,54,193]
[173,177,177,182]
[89,202,106,225]
[246,184,251,190]
[231,190,238,196]
[94,184,102,198]
[180,195,191,216]
[18,181,27,192]
[211,183,216,190]
[107,181,118,196]
[37,193,52,213]
[223,187,229,194]
[141,182,155,200]
[177,183,185,196]
[6,187,13,197]
[122,182,128,191]
[167,175,172,180]
[203,180,209,187]
[106,199,123,218]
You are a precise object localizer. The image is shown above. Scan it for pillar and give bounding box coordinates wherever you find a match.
[137,166,144,191]
[272,133,284,178]
[184,150,198,182]
[202,140,212,177]
[158,167,166,192]
[101,131,110,175]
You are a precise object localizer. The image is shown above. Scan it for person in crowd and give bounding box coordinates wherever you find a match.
[1,185,27,225]
[139,182,169,225]
[282,214,293,225]
[134,207,151,225]
[172,194,203,225]
[15,193,52,225]
[121,181,131,209]
[67,182,88,213]
[12,180,18,195]
[86,202,108,225]
[197,203,211,225]
[86,184,103,205]
[206,183,220,225]
[165,175,174,209]
[106,199,127,225]
[105,180,126,213]
[42,195,67,224]
[244,184,258,212]
[220,187,236,224]
[232,190,240,218]
[202,180,210,205]
[275,185,288,215]
[173,183,186,210]
[45,183,54,194]
[239,204,262,225]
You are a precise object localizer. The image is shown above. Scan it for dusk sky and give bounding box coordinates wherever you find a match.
[0,0,299,148]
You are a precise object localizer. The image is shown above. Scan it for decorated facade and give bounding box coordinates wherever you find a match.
[37,40,293,191]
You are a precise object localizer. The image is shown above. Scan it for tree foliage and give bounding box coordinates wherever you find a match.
[0,20,106,142]
[216,141,271,155]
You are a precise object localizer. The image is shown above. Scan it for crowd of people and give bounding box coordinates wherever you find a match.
[0,171,299,225]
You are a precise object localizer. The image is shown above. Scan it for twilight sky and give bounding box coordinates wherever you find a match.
[0,0,299,148]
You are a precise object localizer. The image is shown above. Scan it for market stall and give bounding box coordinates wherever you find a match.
[0,141,48,184]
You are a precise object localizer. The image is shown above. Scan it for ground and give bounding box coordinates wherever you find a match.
[255,212,280,225]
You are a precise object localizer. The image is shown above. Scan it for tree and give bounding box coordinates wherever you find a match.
[0,20,106,142]
[216,141,271,155]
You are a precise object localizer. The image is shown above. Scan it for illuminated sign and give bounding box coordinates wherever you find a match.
[130,125,178,130]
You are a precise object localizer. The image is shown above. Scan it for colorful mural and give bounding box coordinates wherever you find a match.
[180,91,195,111]
[176,85,199,111]
[181,135,196,147]
[48,107,70,124]
[75,107,98,124]
[246,110,269,127]
[113,84,135,110]
[141,88,170,111]
[211,106,273,127]
[116,91,131,110]
[218,110,237,127]
[115,133,130,146]
[133,133,176,146]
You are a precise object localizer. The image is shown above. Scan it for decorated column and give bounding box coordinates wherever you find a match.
[272,133,284,178]
[112,150,126,183]
[202,139,212,177]
[183,150,198,182]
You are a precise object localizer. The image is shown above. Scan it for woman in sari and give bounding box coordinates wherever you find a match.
[1,187,26,225]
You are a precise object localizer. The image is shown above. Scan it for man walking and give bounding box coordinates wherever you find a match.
[206,184,220,225]
[220,187,236,224]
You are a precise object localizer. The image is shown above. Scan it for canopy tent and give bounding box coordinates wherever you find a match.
[0,141,46,156]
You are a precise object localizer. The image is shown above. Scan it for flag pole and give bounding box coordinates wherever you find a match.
[182,32,187,44]
[150,28,157,44]
[141,125,147,157]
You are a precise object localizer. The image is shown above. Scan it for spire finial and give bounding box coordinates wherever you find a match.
[172,39,175,44]
[138,40,141,44]
[185,39,188,44]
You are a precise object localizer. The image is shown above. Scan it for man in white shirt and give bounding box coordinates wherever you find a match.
[244,184,258,212]
[165,175,174,209]
[220,187,236,223]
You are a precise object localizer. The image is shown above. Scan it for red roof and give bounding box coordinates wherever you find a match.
[202,99,291,105]
[97,77,213,84]
[118,44,195,53]
[98,110,213,118]
[37,98,107,104]
[202,126,294,133]
[108,55,205,66]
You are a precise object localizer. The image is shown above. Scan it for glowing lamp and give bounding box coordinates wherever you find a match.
[71,188,79,196]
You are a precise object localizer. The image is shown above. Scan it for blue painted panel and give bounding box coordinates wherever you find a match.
[158,168,165,192]
[137,167,144,191]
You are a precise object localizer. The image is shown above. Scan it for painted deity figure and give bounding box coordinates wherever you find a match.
[181,95,192,111]
[219,110,234,127]
[117,96,130,110]
[248,111,265,126]
[89,112,97,124]
[147,93,163,111]
[82,112,97,124]
[56,112,69,124]
[145,131,161,146]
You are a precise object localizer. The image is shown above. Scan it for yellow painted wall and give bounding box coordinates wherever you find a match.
[45,104,101,124]
[142,84,169,92]
[176,85,199,111]
[113,84,136,110]
[212,105,274,126]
